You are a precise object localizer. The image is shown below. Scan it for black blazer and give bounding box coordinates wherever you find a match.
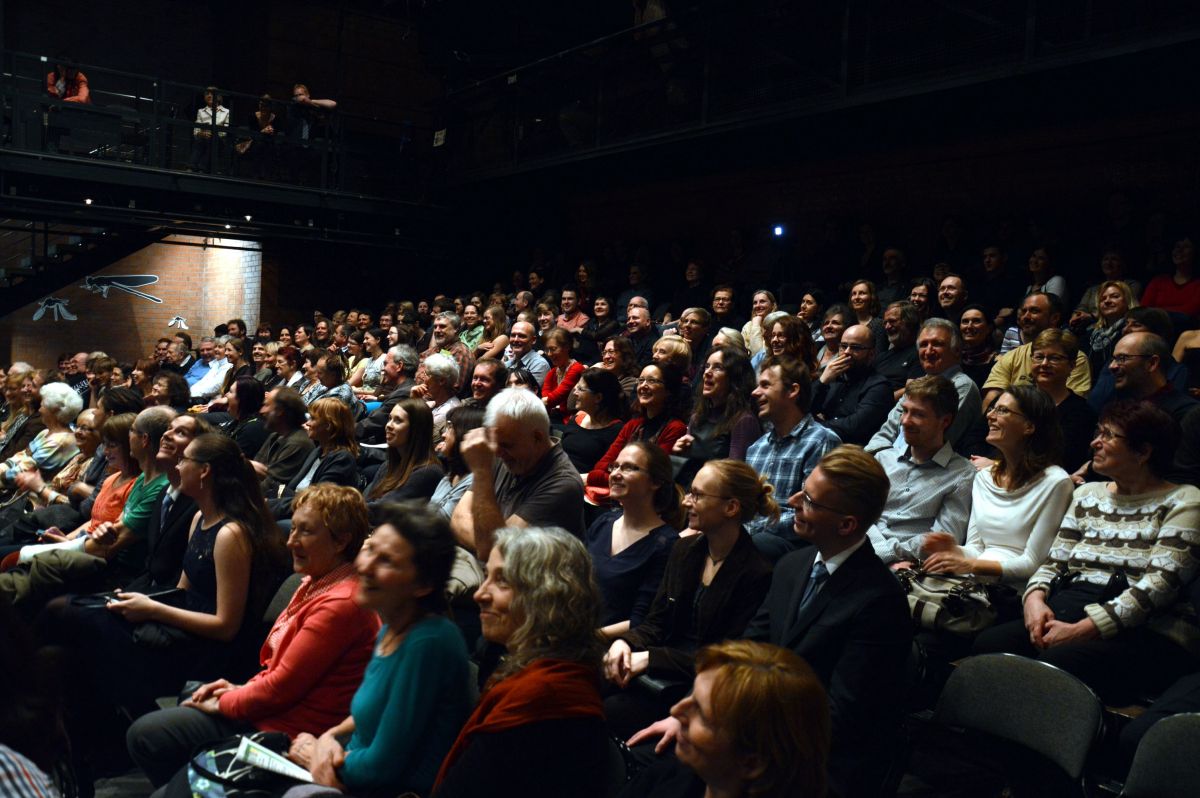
[622,530,772,681]
[269,449,359,517]
[746,542,911,798]
[355,381,412,444]
[811,370,895,446]
[126,490,199,592]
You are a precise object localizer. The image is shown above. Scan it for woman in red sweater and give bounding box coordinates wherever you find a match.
[587,362,689,492]
[540,328,585,424]
[1141,234,1200,317]
[126,484,380,789]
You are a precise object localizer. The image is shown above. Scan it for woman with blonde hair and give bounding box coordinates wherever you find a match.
[269,397,360,514]
[603,459,776,738]
[621,640,830,798]
[434,526,610,797]
[1087,279,1138,378]
[651,334,693,378]
[740,289,777,356]
[475,305,511,360]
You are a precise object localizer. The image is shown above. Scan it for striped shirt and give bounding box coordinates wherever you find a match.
[0,745,59,798]
[1025,482,1200,657]
[867,442,975,563]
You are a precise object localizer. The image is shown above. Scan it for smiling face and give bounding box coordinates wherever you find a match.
[355,524,431,618]
[985,392,1034,449]
[751,292,773,318]
[294,327,310,347]
[821,311,846,345]
[679,311,707,344]
[938,276,966,309]
[1031,344,1071,391]
[1098,285,1128,322]
[509,322,535,357]
[917,326,955,374]
[1017,294,1055,339]
[157,415,197,468]
[1028,248,1050,275]
[959,309,990,348]
[288,502,347,578]
[593,297,610,319]
[278,328,292,347]
[601,340,621,371]
[909,284,930,312]
[768,322,790,356]
[384,404,410,449]
[751,364,794,423]
[682,464,735,534]
[474,547,518,645]
[73,410,101,456]
[608,444,655,506]
[849,283,871,315]
[463,304,480,327]
[712,289,733,317]
[635,364,669,415]
[671,669,739,786]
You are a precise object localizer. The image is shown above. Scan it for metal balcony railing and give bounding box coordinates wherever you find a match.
[0,50,426,198]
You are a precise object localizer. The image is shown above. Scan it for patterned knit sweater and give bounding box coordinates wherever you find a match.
[1024,482,1200,657]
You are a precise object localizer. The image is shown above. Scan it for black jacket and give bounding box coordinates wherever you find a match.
[126,489,199,592]
[746,543,911,798]
[811,369,894,446]
[355,381,413,445]
[268,448,360,517]
[622,530,772,681]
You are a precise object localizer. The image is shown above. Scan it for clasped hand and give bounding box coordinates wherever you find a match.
[182,679,239,714]
[603,640,648,688]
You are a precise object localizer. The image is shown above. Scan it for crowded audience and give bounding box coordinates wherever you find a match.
[7,225,1200,798]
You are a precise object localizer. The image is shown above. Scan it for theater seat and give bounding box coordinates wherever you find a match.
[1121,712,1200,797]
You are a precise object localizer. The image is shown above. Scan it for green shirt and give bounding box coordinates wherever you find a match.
[113,472,170,577]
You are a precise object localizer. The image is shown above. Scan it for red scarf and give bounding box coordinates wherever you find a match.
[434,658,603,788]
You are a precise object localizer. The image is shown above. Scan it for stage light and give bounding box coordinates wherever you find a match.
[244,215,252,222]
[224,224,231,230]
[773,225,784,237]
[84,198,93,205]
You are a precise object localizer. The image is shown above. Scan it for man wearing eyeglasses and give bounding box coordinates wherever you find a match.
[810,324,894,446]
[1105,332,1197,423]
[982,292,1091,411]
[628,446,911,798]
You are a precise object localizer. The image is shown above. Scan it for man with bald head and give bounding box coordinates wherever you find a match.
[810,324,894,446]
[502,320,550,387]
[624,305,658,368]
[1106,332,1197,423]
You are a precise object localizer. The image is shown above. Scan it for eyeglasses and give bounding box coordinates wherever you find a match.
[636,377,664,386]
[838,342,872,353]
[1031,353,1069,364]
[685,488,731,502]
[608,463,645,476]
[1093,426,1126,442]
[795,489,843,514]
[1111,354,1151,366]
[986,405,1026,419]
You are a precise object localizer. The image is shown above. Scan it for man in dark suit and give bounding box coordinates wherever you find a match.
[124,413,210,592]
[630,445,912,798]
[810,323,895,445]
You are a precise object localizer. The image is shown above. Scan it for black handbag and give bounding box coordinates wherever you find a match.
[186,732,303,798]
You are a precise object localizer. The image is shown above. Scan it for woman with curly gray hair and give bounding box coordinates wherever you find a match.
[433,526,611,798]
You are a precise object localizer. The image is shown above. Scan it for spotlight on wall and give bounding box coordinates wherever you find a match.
[773,225,784,237]
[244,215,252,222]
[84,198,93,205]
[224,224,232,230]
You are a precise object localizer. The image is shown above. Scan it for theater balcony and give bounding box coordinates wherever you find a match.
[0,50,447,317]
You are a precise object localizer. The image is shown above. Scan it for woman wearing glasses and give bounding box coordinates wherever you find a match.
[602,459,775,739]
[586,363,688,492]
[587,442,683,639]
[1029,329,1097,472]
[974,401,1200,709]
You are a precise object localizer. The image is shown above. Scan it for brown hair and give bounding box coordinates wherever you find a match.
[368,398,437,499]
[704,459,780,524]
[307,396,358,457]
[902,374,959,420]
[1031,327,1080,362]
[697,640,830,797]
[815,445,890,530]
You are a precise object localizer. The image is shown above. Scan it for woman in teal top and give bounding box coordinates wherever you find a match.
[289,501,471,796]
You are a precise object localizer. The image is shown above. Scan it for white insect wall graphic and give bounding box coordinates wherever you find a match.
[169,316,189,330]
[33,297,77,321]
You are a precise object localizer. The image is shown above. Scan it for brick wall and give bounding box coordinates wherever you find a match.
[0,235,261,367]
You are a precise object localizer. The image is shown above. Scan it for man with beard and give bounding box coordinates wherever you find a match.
[935,273,969,326]
[810,324,893,446]
[413,312,474,397]
[983,292,1090,409]
[356,345,418,445]
[875,301,923,397]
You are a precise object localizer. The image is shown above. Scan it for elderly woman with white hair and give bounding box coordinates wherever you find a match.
[0,382,82,489]
[421,352,461,448]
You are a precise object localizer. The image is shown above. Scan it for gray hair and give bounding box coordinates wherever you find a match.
[423,352,459,387]
[762,310,791,330]
[200,336,216,345]
[214,335,231,347]
[681,307,711,325]
[627,296,649,309]
[713,327,747,354]
[39,382,83,424]
[886,300,922,332]
[388,344,419,375]
[484,386,550,436]
[436,311,461,332]
[9,362,35,378]
[169,341,189,356]
[132,406,177,452]
[920,317,962,353]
